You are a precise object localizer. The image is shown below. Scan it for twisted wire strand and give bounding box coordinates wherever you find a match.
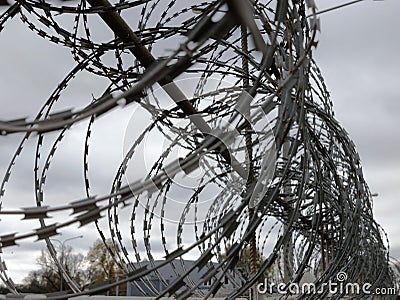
[0,0,396,298]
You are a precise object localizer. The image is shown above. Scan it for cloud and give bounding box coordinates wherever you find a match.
[315,4,400,162]
[314,0,400,258]
[0,0,399,286]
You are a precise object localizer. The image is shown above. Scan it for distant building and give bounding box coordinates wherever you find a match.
[122,260,242,297]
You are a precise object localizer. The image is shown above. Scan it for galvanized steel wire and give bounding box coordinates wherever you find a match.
[0,0,396,299]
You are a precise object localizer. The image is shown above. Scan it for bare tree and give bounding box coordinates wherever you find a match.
[22,246,85,292]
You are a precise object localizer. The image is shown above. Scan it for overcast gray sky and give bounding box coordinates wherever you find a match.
[0,0,399,285]
[314,0,400,258]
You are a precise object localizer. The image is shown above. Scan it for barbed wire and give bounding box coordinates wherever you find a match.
[0,0,396,299]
